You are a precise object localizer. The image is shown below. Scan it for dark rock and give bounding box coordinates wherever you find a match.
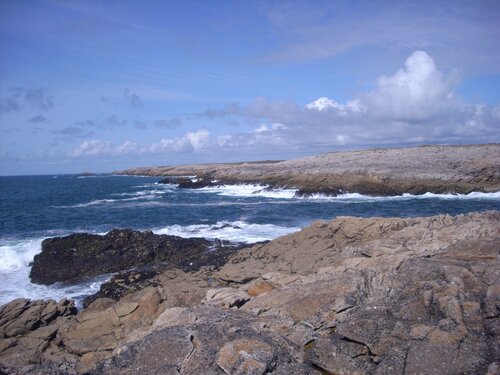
[81,239,244,307]
[159,175,217,189]
[29,229,230,285]
[82,268,159,308]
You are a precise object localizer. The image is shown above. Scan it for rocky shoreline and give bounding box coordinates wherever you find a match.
[116,144,500,196]
[1,211,499,374]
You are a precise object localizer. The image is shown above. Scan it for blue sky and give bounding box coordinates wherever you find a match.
[1,0,499,175]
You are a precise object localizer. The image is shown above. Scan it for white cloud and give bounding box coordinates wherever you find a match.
[307,97,365,115]
[150,129,210,153]
[185,129,210,152]
[199,51,499,152]
[69,51,499,162]
[72,140,112,157]
[116,140,138,154]
[72,140,139,157]
[254,124,269,133]
[362,51,459,120]
[308,51,459,121]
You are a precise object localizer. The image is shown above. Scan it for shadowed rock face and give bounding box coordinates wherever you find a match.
[1,211,499,374]
[29,229,239,285]
[116,144,500,195]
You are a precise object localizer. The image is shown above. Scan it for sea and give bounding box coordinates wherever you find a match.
[1,174,499,307]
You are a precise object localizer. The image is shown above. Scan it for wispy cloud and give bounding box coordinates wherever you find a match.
[154,118,182,128]
[100,88,142,108]
[258,1,500,74]
[29,115,48,123]
[0,87,54,113]
[73,115,128,130]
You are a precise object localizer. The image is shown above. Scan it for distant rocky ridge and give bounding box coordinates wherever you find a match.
[116,144,500,195]
[1,211,499,374]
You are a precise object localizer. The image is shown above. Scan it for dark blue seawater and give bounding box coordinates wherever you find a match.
[1,174,499,305]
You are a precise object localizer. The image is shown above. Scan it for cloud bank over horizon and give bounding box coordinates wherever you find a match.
[63,51,499,162]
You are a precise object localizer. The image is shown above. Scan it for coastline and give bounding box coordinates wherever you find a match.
[1,211,499,374]
[115,144,500,196]
[1,144,499,374]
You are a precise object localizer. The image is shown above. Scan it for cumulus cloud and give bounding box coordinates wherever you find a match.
[306,97,364,115]
[149,129,210,153]
[69,51,498,162]
[197,51,499,151]
[360,51,459,120]
[71,130,211,158]
[72,140,138,157]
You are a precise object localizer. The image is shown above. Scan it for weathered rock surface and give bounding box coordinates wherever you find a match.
[0,298,77,371]
[29,229,239,285]
[92,307,312,375]
[1,211,499,374]
[116,144,500,195]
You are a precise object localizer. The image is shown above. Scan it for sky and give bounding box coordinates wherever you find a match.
[0,0,499,175]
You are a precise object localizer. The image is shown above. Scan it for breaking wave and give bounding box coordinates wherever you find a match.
[154,220,299,243]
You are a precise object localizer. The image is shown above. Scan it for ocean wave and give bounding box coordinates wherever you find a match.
[54,194,163,208]
[0,238,43,272]
[154,220,299,243]
[302,191,500,201]
[191,183,500,201]
[0,237,113,307]
[196,184,297,199]
[111,189,168,198]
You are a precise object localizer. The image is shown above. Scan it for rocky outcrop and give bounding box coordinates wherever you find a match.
[92,307,311,375]
[30,229,239,285]
[215,211,500,374]
[0,298,77,371]
[159,175,217,188]
[1,211,499,374]
[117,144,500,195]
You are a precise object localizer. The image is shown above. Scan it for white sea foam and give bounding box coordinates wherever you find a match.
[111,189,168,198]
[0,237,112,308]
[154,221,299,243]
[0,238,43,272]
[193,183,500,201]
[197,184,297,199]
[56,193,163,208]
[302,191,500,201]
